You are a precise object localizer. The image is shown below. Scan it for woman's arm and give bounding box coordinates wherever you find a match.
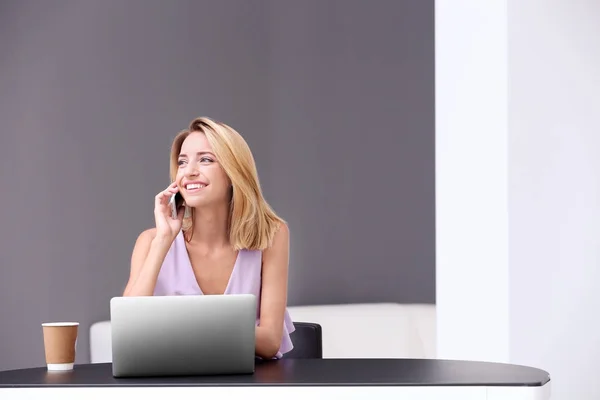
[123,228,172,297]
[255,223,290,359]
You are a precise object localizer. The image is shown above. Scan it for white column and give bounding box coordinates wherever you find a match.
[508,2,600,400]
[436,1,600,398]
[435,0,510,363]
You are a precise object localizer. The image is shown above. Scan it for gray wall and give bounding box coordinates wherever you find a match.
[0,0,434,371]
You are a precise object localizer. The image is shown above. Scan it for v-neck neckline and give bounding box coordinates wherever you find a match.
[178,231,242,296]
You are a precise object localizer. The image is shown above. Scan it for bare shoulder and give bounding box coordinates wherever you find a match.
[137,228,157,243]
[130,228,157,261]
[263,221,289,260]
[272,221,289,246]
[124,228,158,295]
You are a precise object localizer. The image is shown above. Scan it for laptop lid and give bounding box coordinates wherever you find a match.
[110,294,256,377]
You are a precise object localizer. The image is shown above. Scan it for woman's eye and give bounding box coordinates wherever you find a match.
[200,157,213,163]
[177,160,186,166]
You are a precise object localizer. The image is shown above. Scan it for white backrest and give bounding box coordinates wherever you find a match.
[90,320,112,363]
[286,303,436,359]
[89,303,436,363]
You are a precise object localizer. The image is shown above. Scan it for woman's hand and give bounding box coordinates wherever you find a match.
[154,182,185,241]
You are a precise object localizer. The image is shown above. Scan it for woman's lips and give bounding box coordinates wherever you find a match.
[184,182,208,194]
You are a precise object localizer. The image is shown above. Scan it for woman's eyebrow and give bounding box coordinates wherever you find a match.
[178,151,214,158]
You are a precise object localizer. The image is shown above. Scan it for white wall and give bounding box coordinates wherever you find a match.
[436,1,600,399]
[435,0,510,363]
[508,1,600,399]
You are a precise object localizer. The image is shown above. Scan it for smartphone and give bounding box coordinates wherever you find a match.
[169,192,184,219]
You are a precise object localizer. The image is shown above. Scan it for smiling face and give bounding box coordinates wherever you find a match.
[175,132,232,208]
[169,116,284,248]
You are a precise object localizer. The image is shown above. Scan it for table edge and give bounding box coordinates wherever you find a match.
[0,359,552,388]
[0,379,551,388]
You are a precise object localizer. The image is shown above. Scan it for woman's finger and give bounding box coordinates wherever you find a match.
[155,190,173,207]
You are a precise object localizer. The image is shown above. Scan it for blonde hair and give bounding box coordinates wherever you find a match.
[170,117,285,250]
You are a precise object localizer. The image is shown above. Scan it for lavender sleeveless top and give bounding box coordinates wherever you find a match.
[153,231,295,358]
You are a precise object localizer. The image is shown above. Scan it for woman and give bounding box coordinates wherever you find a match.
[123,117,295,359]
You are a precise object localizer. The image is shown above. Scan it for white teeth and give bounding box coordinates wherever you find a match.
[186,183,205,190]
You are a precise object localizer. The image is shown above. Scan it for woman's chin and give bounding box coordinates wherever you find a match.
[183,199,206,208]
[184,197,225,209]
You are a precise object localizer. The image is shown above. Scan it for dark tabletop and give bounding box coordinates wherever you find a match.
[0,358,550,388]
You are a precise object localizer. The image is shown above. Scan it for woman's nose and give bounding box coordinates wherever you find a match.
[185,163,200,176]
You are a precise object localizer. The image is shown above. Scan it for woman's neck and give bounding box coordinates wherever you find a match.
[188,203,230,250]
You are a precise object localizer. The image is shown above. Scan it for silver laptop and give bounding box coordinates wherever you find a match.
[110,294,257,378]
